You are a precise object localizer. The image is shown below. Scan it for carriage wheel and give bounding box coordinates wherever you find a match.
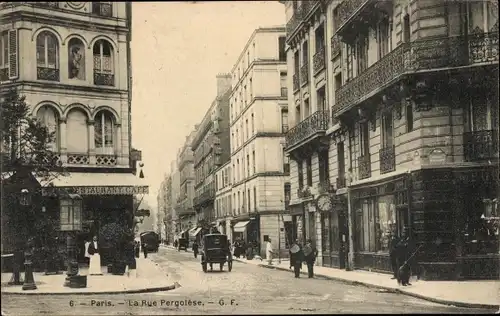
[228,261,232,272]
[220,263,223,271]
[202,262,207,273]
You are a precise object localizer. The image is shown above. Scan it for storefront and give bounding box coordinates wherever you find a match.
[321,195,348,269]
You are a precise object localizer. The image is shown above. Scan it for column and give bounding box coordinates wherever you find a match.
[59,119,67,164]
[115,124,125,166]
[88,120,96,165]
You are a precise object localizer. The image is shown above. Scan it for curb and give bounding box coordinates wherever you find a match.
[1,282,181,296]
[234,259,499,310]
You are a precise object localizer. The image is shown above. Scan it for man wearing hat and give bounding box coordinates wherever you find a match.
[303,239,318,278]
[289,239,303,278]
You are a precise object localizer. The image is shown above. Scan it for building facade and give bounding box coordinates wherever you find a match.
[192,75,232,229]
[175,130,197,237]
[214,161,233,240]
[157,173,173,243]
[226,27,292,257]
[283,0,498,280]
[0,2,148,262]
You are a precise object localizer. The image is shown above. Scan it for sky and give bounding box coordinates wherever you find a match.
[131,1,286,210]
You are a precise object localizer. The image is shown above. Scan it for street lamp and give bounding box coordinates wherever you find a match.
[18,189,37,290]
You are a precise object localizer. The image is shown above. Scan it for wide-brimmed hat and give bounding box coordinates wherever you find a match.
[290,244,300,254]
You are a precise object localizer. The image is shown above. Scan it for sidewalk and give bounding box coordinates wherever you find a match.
[233,257,500,310]
[1,258,180,295]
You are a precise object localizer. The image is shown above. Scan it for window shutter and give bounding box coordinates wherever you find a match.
[8,29,18,80]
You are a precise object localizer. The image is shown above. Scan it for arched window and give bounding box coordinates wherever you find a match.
[68,38,85,80]
[94,111,114,154]
[66,108,88,153]
[36,105,59,151]
[93,40,114,86]
[36,31,59,81]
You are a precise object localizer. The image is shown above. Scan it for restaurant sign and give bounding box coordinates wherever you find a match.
[42,186,149,196]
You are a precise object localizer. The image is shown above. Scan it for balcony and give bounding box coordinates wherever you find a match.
[286,9,303,37]
[67,153,89,165]
[358,154,371,180]
[313,46,326,75]
[379,145,395,174]
[336,0,373,33]
[333,34,499,116]
[37,67,59,81]
[463,130,499,162]
[336,176,346,189]
[293,73,300,92]
[286,1,323,38]
[94,72,114,86]
[331,35,341,59]
[96,154,117,166]
[281,87,288,97]
[300,63,309,86]
[194,188,215,207]
[92,2,112,17]
[285,110,329,150]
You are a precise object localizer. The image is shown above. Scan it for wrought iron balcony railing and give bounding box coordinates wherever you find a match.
[333,34,499,116]
[94,72,114,86]
[336,176,346,189]
[379,145,395,174]
[313,46,326,75]
[358,154,371,180]
[37,67,59,81]
[336,0,372,32]
[331,34,341,59]
[285,110,329,149]
[463,130,499,162]
[293,73,300,92]
[300,63,309,86]
[286,9,303,37]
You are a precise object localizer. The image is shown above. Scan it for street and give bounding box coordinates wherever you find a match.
[1,247,495,315]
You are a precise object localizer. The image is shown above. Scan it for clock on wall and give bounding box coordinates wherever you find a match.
[315,193,333,212]
[66,2,87,10]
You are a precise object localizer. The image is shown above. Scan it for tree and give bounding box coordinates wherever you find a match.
[1,88,63,180]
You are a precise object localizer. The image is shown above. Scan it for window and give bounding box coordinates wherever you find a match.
[247,154,250,177]
[92,2,112,17]
[354,199,377,252]
[318,150,329,186]
[245,119,249,141]
[377,195,396,252]
[36,105,59,151]
[294,50,300,76]
[302,41,308,66]
[335,73,342,91]
[317,87,326,112]
[283,148,290,174]
[337,141,346,182]
[247,188,251,212]
[253,187,257,211]
[298,160,304,189]
[281,109,289,133]
[377,19,390,59]
[244,85,247,106]
[381,111,393,148]
[321,213,330,252]
[403,14,410,43]
[280,72,287,97]
[315,23,325,53]
[252,150,256,173]
[36,31,59,81]
[278,36,286,61]
[68,38,85,80]
[251,113,255,134]
[306,156,312,186]
[355,34,368,74]
[359,122,370,156]
[236,159,240,182]
[93,40,114,86]
[406,102,413,132]
[242,191,246,212]
[0,32,8,80]
[467,2,498,34]
[60,197,82,231]
[66,109,88,153]
[249,78,253,100]
[304,98,310,119]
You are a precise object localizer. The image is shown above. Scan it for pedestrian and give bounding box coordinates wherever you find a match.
[396,228,416,286]
[289,239,303,278]
[265,238,274,265]
[192,240,199,258]
[88,235,103,275]
[302,239,318,278]
[142,242,148,259]
[389,229,400,280]
[125,238,136,278]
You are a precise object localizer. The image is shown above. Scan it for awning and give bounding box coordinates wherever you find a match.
[39,172,149,196]
[190,227,202,237]
[233,220,250,233]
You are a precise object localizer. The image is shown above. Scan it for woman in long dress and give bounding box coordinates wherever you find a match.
[88,236,103,275]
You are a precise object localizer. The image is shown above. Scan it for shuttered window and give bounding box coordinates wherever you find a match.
[8,30,18,79]
[0,30,18,80]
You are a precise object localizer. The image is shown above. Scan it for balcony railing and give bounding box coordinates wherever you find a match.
[286,10,303,37]
[92,2,112,17]
[37,67,59,81]
[331,34,341,59]
[333,34,499,115]
[300,63,309,86]
[96,154,117,166]
[285,110,329,149]
[286,1,323,38]
[293,73,300,92]
[313,46,326,75]
[358,154,371,180]
[67,153,89,165]
[94,72,114,86]
[379,145,395,174]
[0,68,7,81]
[336,176,346,189]
[463,130,499,162]
[336,0,372,32]
[281,87,288,97]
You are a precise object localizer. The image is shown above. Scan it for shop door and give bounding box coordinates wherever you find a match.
[397,207,409,236]
[338,208,347,269]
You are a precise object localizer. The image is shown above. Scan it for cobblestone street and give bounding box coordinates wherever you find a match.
[1,247,495,315]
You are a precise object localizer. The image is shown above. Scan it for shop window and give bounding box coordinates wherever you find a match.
[376,195,396,253]
[321,212,330,253]
[464,196,499,255]
[354,199,377,252]
[306,156,312,186]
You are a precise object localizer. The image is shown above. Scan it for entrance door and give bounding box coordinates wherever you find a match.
[397,207,409,236]
[338,207,348,269]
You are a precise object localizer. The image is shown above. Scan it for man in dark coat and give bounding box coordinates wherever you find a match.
[396,228,416,286]
[303,239,318,278]
[389,230,400,280]
[289,239,303,278]
[192,241,199,258]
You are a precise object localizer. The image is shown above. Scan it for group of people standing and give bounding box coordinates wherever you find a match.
[389,228,419,286]
[287,239,319,278]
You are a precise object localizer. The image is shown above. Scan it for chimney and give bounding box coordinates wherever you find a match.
[216,73,232,97]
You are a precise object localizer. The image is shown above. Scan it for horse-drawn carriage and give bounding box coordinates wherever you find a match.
[200,233,232,273]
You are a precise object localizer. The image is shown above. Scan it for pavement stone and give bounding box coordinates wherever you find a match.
[232,257,500,310]
[1,257,179,295]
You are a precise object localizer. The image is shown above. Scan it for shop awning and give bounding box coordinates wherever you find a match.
[39,172,149,196]
[233,220,250,233]
[190,227,202,237]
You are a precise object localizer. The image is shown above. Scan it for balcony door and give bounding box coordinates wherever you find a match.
[315,23,325,53]
[381,111,394,148]
[337,142,345,184]
[466,95,497,132]
[317,86,326,112]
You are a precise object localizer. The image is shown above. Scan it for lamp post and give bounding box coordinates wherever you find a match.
[18,189,37,290]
